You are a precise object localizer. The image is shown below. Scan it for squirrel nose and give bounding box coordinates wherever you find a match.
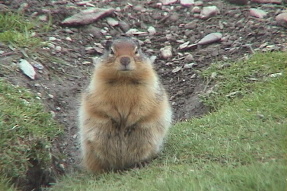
[120,57,131,66]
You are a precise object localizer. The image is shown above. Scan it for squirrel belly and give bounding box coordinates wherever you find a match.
[79,37,172,172]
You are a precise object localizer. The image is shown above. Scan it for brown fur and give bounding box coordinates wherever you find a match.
[79,37,172,173]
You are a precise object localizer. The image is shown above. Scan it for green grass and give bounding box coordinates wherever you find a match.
[0,176,16,191]
[51,52,287,191]
[200,52,287,109]
[0,80,62,185]
[0,12,43,47]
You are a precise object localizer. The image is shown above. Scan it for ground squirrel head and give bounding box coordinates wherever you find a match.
[99,37,150,72]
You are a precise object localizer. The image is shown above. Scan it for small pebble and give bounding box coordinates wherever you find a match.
[49,37,57,41]
[180,0,195,6]
[184,54,194,62]
[200,6,220,19]
[276,13,287,28]
[106,17,119,26]
[148,26,156,35]
[39,15,48,21]
[160,46,173,59]
[250,8,267,19]
[191,6,201,13]
[172,66,182,73]
[197,32,222,45]
[161,0,177,5]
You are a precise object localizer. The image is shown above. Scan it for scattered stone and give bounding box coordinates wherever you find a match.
[269,72,282,78]
[197,32,222,45]
[184,54,194,62]
[55,46,62,52]
[172,66,182,73]
[100,29,108,35]
[61,8,114,26]
[150,55,157,64]
[50,111,56,118]
[64,28,74,34]
[82,61,92,65]
[133,5,146,12]
[169,13,180,21]
[39,15,48,21]
[160,46,173,59]
[185,21,197,29]
[161,0,177,5]
[85,26,103,38]
[179,41,190,50]
[184,63,196,68]
[106,17,119,27]
[251,0,282,4]
[210,72,217,79]
[126,28,147,36]
[65,36,72,41]
[49,37,57,41]
[59,163,65,171]
[47,43,55,49]
[32,61,44,70]
[194,1,204,6]
[226,91,241,98]
[118,21,130,32]
[191,6,201,13]
[48,94,54,99]
[72,134,78,139]
[276,13,287,28]
[200,6,220,19]
[250,8,267,19]
[147,26,156,35]
[0,4,9,13]
[226,0,248,5]
[93,43,105,54]
[180,0,195,6]
[18,59,36,80]
[76,1,95,6]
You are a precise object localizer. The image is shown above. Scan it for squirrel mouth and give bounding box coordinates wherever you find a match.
[119,66,133,71]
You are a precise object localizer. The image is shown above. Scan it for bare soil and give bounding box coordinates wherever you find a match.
[0,0,286,190]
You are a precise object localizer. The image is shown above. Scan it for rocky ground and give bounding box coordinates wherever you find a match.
[1,0,287,190]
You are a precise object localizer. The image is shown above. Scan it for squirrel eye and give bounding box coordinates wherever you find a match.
[109,47,115,56]
[134,47,139,55]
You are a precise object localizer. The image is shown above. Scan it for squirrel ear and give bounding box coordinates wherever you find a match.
[105,40,113,50]
[133,39,140,48]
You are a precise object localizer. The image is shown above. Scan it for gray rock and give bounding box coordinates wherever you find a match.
[185,21,197,29]
[106,17,119,27]
[119,21,130,32]
[180,0,195,6]
[172,66,182,73]
[148,26,156,35]
[200,6,220,19]
[85,26,103,38]
[276,13,287,28]
[191,6,201,13]
[18,59,36,80]
[61,8,114,26]
[194,1,204,6]
[226,0,248,5]
[250,8,267,19]
[251,0,282,4]
[160,46,173,59]
[161,0,177,5]
[184,63,196,68]
[126,29,147,36]
[184,54,194,62]
[197,32,222,45]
